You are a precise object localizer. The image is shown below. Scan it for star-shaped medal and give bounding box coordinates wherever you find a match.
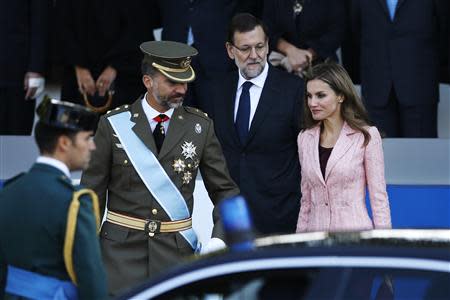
[172,159,186,173]
[182,171,193,184]
[181,141,197,160]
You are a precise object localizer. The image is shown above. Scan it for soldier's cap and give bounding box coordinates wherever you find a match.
[140,40,198,83]
[36,96,99,131]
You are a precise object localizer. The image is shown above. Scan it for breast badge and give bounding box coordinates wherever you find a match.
[173,141,199,185]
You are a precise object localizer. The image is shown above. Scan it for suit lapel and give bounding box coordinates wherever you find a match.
[377,0,391,20]
[224,73,241,147]
[246,66,275,146]
[396,0,406,12]
[311,126,326,186]
[130,99,158,155]
[158,107,187,159]
[325,122,357,181]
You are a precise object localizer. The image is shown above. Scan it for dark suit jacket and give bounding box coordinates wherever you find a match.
[0,0,51,86]
[56,0,160,106]
[263,0,345,61]
[81,100,239,295]
[158,0,259,77]
[210,65,303,235]
[351,0,449,107]
[0,163,107,299]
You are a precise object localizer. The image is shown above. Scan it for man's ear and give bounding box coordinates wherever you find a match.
[57,135,72,153]
[142,75,153,89]
[226,42,235,60]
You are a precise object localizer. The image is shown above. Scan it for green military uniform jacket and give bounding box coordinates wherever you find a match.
[0,163,108,299]
[81,98,239,295]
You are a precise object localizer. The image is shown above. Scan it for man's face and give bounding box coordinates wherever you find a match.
[226,26,268,80]
[144,73,188,112]
[67,131,96,171]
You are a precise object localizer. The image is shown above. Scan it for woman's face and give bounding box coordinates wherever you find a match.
[307,79,342,122]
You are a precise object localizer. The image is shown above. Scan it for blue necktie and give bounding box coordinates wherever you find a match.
[235,81,253,144]
[386,0,398,20]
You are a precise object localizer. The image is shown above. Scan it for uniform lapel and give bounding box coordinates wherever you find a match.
[158,107,187,159]
[311,125,326,186]
[325,122,357,182]
[130,99,158,154]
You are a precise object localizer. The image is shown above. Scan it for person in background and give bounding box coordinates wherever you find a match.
[263,0,345,76]
[56,0,160,113]
[0,98,107,299]
[210,13,303,235]
[349,0,449,137]
[0,0,51,135]
[80,40,239,296]
[296,62,391,233]
[157,0,261,115]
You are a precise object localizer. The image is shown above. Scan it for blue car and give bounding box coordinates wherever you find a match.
[118,230,450,300]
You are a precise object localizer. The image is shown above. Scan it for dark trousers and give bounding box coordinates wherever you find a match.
[367,87,438,138]
[0,87,35,135]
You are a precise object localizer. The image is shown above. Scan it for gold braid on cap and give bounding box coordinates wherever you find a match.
[152,62,190,73]
[64,189,101,285]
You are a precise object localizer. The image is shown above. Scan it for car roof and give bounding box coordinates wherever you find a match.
[119,230,450,299]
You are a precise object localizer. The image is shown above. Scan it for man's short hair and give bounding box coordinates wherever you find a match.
[227,13,269,44]
[34,121,77,155]
[141,60,160,77]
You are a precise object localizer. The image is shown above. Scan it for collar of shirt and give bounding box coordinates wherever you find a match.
[234,61,269,124]
[141,93,174,132]
[36,156,71,177]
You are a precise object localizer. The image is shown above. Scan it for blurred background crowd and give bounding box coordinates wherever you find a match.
[1,0,449,138]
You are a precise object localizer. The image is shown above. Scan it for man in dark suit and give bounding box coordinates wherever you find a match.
[157,0,261,115]
[0,98,107,299]
[210,14,303,235]
[0,0,51,135]
[350,0,449,137]
[81,40,239,296]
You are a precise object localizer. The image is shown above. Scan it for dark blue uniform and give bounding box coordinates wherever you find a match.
[0,163,107,299]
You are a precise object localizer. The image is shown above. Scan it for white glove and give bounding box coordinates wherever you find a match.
[200,238,226,255]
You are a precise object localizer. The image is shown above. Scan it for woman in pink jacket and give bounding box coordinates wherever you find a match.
[296,62,391,233]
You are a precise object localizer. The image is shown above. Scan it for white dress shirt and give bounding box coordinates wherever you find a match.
[233,62,269,130]
[141,93,174,134]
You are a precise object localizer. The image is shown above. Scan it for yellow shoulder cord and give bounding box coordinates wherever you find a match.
[64,188,101,285]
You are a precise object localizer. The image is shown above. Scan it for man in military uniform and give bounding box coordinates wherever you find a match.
[80,40,240,295]
[0,98,108,299]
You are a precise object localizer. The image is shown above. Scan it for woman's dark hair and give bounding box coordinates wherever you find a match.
[303,62,372,145]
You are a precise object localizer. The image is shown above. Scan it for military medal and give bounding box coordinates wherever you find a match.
[182,171,193,184]
[195,123,202,134]
[181,141,197,160]
[172,159,186,173]
[293,0,303,16]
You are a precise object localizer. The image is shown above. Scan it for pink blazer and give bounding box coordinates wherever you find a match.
[296,122,391,233]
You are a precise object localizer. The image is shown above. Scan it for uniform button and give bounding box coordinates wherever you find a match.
[124,159,128,164]
[325,203,329,206]
[152,209,158,215]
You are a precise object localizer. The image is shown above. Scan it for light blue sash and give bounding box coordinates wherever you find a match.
[108,111,198,249]
[6,265,77,300]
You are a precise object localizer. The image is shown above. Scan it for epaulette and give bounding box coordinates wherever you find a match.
[184,106,210,120]
[57,175,76,190]
[3,173,25,187]
[105,104,131,117]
